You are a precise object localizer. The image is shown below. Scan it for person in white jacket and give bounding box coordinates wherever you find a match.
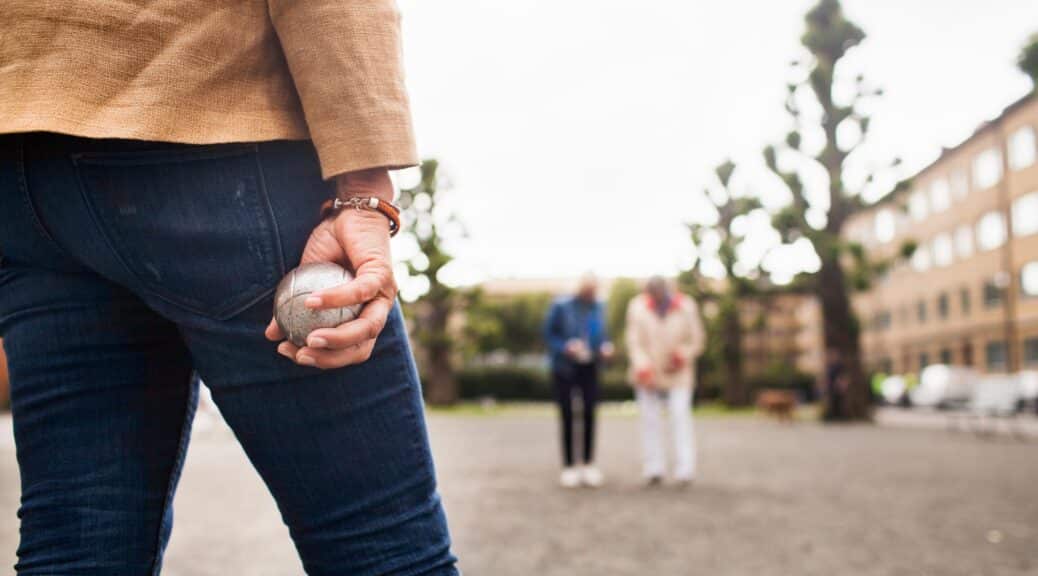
[625,276,706,485]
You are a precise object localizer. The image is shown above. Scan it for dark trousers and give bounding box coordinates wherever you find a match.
[0,133,456,575]
[553,363,599,467]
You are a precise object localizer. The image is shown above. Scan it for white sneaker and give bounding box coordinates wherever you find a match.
[559,467,581,489]
[580,465,604,488]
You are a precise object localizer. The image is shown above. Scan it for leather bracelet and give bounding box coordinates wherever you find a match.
[319,196,401,237]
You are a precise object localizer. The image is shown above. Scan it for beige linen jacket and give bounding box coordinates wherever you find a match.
[624,293,706,390]
[0,0,416,178]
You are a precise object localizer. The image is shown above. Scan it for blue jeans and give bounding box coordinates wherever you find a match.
[0,132,457,575]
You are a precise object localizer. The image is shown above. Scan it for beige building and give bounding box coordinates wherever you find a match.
[845,91,1038,375]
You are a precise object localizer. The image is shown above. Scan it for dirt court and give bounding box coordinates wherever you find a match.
[1,408,1037,575]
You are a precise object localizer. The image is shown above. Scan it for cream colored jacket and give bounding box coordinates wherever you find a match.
[625,293,706,390]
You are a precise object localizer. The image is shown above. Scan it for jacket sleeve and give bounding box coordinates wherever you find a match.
[544,303,567,356]
[624,300,651,371]
[268,0,418,179]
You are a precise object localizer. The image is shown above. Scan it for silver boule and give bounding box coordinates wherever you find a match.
[274,262,363,347]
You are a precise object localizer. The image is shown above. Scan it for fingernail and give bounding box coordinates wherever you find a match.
[277,343,292,357]
[305,296,322,308]
[308,336,328,349]
[296,354,316,366]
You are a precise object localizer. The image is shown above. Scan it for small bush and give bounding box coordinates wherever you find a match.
[456,365,633,402]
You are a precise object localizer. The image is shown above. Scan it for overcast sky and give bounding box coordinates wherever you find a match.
[390,0,1038,293]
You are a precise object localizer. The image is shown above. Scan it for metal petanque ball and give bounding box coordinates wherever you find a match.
[274,263,363,347]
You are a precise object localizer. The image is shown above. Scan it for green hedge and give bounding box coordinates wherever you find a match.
[457,366,632,402]
[456,365,817,403]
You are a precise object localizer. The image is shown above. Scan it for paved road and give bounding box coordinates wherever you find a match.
[2,408,1037,575]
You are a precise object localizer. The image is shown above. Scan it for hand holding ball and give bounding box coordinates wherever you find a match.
[274,263,363,347]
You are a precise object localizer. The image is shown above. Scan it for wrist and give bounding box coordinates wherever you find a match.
[335,168,394,203]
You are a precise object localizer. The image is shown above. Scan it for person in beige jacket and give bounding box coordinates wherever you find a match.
[625,277,706,485]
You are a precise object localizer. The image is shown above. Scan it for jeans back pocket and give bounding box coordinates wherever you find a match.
[74,144,285,320]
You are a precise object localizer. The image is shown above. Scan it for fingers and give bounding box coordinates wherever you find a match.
[284,339,377,370]
[274,297,392,369]
[305,298,392,350]
[305,272,385,310]
[265,318,284,341]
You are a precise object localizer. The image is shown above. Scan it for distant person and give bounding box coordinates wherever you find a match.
[625,277,705,486]
[544,274,614,488]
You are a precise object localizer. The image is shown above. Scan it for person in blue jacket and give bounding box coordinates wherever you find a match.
[544,274,614,488]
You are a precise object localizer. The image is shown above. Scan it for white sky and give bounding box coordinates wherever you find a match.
[391,0,1038,291]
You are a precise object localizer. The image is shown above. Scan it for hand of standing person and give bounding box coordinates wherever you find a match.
[666,350,686,374]
[265,168,398,369]
[635,366,656,388]
[599,342,615,361]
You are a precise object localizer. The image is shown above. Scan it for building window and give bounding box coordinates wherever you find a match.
[973,147,1003,190]
[917,300,927,323]
[960,287,972,316]
[874,208,895,243]
[984,280,1004,308]
[911,244,931,271]
[932,234,953,267]
[976,211,1007,251]
[986,341,1008,372]
[919,352,931,371]
[1022,261,1038,298]
[1009,126,1036,171]
[1026,338,1038,368]
[909,191,929,221]
[937,292,950,319]
[930,179,951,213]
[873,310,892,331]
[954,225,974,259]
[939,348,953,365]
[1012,191,1038,237]
[951,170,969,200]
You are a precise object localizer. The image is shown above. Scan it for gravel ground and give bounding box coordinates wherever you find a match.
[1,407,1037,576]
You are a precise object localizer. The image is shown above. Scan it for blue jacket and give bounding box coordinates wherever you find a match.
[544,297,610,374]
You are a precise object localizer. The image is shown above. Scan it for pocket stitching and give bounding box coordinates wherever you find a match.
[72,151,280,320]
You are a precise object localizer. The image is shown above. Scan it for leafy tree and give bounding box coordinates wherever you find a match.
[1020,32,1038,87]
[463,290,553,357]
[398,159,461,405]
[761,0,897,421]
[685,161,763,407]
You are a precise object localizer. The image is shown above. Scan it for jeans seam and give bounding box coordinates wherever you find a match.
[251,143,288,277]
[16,138,73,260]
[150,378,197,576]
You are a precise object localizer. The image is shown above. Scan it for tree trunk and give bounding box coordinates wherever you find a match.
[423,343,456,406]
[721,305,749,407]
[817,255,870,421]
[421,301,458,406]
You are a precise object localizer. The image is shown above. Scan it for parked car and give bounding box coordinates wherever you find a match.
[909,365,977,409]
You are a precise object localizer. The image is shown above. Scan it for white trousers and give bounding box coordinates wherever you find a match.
[636,386,695,480]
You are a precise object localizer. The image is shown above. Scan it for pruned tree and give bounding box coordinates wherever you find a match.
[762,0,900,421]
[398,159,462,405]
[1020,32,1038,87]
[685,160,763,407]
